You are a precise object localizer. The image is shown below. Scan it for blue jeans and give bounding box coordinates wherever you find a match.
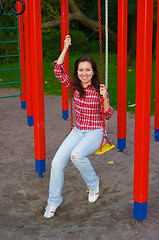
[47,127,105,206]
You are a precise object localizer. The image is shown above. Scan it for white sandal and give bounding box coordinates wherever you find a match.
[88,183,99,203]
[44,204,58,218]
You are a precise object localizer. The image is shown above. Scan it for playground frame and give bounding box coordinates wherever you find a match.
[1,0,159,222]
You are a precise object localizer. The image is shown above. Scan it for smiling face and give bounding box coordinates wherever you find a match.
[77,61,94,88]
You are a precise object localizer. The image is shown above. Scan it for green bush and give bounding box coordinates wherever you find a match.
[42,28,96,61]
[69,30,89,52]
[42,28,61,60]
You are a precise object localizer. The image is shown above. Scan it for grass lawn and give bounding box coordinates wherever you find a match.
[0,53,156,115]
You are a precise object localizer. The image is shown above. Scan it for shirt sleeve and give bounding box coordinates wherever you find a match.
[52,60,72,88]
[104,88,114,120]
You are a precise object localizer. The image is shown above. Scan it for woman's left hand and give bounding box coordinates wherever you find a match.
[100,84,107,100]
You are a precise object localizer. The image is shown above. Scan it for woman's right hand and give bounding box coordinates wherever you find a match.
[64,35,71,50]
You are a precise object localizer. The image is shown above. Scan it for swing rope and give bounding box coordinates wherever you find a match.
[105,0,108,131]
[98,0,106,151]
[105,0,108,89]
[65,0,74,131]
[98,0,113,151]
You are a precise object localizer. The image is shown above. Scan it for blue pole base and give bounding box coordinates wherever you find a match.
[133,201,148,222]
[62,110,69,120]
[117,138,126,152]
[35,159,46,178]
[27,116,34,126]
[154,129,159,141]
[21,101,26,109]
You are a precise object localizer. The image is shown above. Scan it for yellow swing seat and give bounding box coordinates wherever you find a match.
[94,143,115,155]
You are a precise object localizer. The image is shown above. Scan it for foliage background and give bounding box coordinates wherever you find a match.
[0,0,158,62]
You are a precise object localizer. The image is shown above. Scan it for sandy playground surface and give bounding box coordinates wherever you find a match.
[0,88,159,240]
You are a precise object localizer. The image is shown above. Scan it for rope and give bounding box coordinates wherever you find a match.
[98,0,106,151]
[65,0,73,131]
[105,0,108,89]
[100,97,106,150]
[98,0,112,151]
[105,0,108,129]
[98,0,103,84]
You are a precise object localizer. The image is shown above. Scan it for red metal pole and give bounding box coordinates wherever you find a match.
[155,0,159,141]
[28,0,46,178]
[23,1,33,126]
[117,0,127,152]
[133,0,153,222]
[61,0,69,120]
[17,2,26,109]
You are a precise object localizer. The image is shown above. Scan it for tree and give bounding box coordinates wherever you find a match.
[41,0,117,50]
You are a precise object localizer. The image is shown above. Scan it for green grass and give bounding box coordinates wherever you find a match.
[0,53,157,115]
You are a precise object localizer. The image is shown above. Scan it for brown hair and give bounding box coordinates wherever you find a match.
[71,55,101,98]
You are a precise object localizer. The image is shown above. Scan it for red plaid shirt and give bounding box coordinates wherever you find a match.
[53,61,113,130]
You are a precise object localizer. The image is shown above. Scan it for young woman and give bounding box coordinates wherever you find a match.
[44,35,113,218]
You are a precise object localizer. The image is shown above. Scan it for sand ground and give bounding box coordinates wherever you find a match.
[0,88,159,240]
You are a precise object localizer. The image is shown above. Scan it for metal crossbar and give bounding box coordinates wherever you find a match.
[0,55,19,58]
[0,68,20,71]
[0,81,20,85]
[0,41,18,43]
[0,27,18,29]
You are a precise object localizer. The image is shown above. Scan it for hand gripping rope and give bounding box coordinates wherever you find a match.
[12,0,25,15]
[65,0,74,132]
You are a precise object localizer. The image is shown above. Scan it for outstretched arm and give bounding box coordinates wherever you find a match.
[53,35,72,88]
[57,35,71,64]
